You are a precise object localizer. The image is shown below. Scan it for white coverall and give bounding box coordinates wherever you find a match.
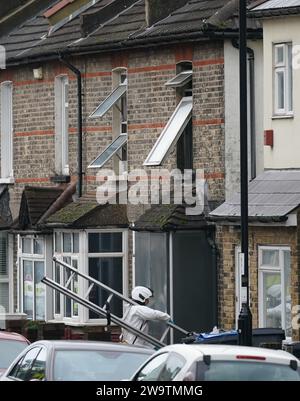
[120,304,170,347]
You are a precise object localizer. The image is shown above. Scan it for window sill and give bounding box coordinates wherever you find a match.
[0,177,15,184]
[272,114,294,120]
[50,175,70,184]
[48,319,113,327]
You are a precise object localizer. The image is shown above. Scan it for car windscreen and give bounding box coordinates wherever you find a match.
[0,340,28,369]
[53,349,152,381]
[197,360,300,381]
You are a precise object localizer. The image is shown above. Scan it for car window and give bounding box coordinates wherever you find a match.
[53,349,151,381]
[27,347,47,381]
[197,361,300,381]
[0,340,28,369]
[156,353,186,381]
[136,352,185,381]
[135,353,169,381]
[9,347,41,381]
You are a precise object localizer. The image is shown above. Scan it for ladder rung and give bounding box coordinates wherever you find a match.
[84,283,94,299]
[159,326,170,343]
[65,272,75,289]
[103,294,113,309]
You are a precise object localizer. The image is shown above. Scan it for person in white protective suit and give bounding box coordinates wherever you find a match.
[120,286,170,347]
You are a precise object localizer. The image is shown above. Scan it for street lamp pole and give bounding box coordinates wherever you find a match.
[238,0,252,346]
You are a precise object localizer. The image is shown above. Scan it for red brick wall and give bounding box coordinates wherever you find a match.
[0,41,225,219]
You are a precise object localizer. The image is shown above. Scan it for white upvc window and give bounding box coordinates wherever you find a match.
[273,43,293,115]
[88,134,127,168]
[258,246,291,338]
[0,81,14,183]
[53,231,79,321]
[165,70,193,88]
[144,96,193,166]
[89,69,127,173]
[53,229,128,324]
[89,80,127,119]
[86,229,128,323]
[18,236,46,321]
[55,75,69,175]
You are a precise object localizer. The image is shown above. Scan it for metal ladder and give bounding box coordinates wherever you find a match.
[41,257,189,349]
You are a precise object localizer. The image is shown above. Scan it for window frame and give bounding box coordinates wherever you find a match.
[273,43,293,116]
[55,75,69,176]
[52,229,128,325]
[89,81,127,119]
[0,81,14,183]
[18,236,46,321]
[87,133,127,169]
[53,230,80,322]
[85,229,128,323]
[258,245,291,338]
[88,68,128,173]
[165,70,193,88]
[143,96,193,166]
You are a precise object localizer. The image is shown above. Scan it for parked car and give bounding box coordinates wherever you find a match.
[129,344,300,381]
[0,340,154,381]
[0,331,30,377]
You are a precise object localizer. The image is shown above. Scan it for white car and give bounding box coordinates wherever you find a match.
[130,344,300,381]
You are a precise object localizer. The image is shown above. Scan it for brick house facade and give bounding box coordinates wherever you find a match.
[0,0,262,340]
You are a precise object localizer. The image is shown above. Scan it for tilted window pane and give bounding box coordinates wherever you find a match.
[165,70,193,88]
[144,97,192,166]
[89,84,127,118]
[88,134,127,168]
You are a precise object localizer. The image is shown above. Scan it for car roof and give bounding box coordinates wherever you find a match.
[28,340,154,353]
[0,331,29,343]
[158,344,299,362]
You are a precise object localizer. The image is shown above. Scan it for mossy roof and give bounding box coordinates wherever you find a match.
[132,202,218,232]
[46,197,129,228]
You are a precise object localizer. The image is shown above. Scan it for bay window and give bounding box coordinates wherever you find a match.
[53,230,127,323]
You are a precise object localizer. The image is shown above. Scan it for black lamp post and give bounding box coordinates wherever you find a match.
[238,0,252,346]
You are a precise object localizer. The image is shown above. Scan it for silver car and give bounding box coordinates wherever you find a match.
[130,344,300,381]
[0,340,154,381]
